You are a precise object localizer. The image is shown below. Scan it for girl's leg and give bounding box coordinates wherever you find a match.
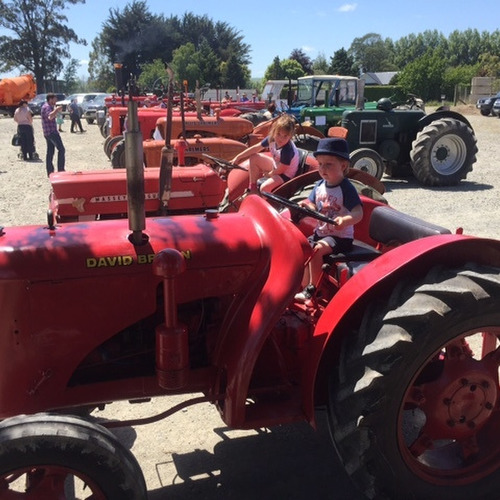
[248,153,274,190]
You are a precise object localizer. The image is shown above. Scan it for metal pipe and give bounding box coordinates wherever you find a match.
[125,89,146,244]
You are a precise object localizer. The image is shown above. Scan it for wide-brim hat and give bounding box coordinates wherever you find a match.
[313,138,350,160]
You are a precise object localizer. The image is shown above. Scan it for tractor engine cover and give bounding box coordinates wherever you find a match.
[50,165,225,221]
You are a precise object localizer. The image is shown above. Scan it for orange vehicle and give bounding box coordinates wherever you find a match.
[0,74,36,116]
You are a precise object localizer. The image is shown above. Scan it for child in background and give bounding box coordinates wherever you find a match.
[295,137,363,302]
[56,111,64,132]
[231,114,299,194]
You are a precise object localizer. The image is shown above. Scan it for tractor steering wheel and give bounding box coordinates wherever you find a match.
[202,153,248,172]
[260,191,337,225]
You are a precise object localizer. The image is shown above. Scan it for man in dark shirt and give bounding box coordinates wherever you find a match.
[41,94,65,176]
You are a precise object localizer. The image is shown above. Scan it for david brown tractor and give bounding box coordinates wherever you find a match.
[1,95,500,500]
[343,97,478,186]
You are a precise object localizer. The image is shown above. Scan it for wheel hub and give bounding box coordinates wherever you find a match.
[434,145,449,162]
[417,357,498,440]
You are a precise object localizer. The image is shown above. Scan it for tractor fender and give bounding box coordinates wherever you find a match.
[304,235,500,423]
[417,110,474,132]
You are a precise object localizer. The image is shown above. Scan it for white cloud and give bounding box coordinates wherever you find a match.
[337,3,357,12]
[302,45,315,54]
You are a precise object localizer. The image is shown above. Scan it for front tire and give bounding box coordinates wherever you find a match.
[0,413,147,499]
[350,148,385,180]
[410,118,477,186]
[329,264,500,500]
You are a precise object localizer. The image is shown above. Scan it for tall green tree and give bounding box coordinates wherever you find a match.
[329,48,357,76]
[264,56,285,80]
[348,33,395,73]
[0,0,86,92]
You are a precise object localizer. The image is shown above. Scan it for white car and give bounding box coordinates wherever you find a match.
[56,93,108,117]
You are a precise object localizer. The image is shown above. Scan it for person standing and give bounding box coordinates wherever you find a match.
[13,99,36,161]
[41,93,65,176]
[69,98,85,133]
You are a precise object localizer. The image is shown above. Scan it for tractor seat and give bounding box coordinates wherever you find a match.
[295,148,311,177]
[368,205,451,245]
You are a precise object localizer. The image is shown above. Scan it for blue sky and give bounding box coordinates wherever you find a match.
[3,0,500,80]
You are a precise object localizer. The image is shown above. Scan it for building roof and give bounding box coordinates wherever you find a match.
[361,72,398,85]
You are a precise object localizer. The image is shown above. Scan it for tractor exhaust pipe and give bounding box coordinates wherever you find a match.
[158,67,175,215]
[124,76,146,245]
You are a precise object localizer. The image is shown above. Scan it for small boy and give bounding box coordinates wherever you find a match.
[295,138,363,302]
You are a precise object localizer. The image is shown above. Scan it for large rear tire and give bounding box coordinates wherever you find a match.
[0,413,147,499]
[329,264,500,500]
[410,118,477,186]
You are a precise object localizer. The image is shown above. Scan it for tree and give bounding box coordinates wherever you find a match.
[0,0,86,92]
[329,48,357,76]
[98,1,174,79]
[280,59,305,80]
[348,33,396,73]
[312,52,329,75]
[221,53,248,87]
[88,35,115,91]
[290,48,313,74]
[397,50,447,101]
[62,58,81,94]
[264,56,285,80]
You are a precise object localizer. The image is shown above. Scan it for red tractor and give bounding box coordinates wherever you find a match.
[1,100,500,500]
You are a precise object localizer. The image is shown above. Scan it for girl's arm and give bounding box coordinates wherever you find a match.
[231,142,265,165]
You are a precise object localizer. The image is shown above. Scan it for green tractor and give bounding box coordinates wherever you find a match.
[288,75,378,133]
[342,97,478,186]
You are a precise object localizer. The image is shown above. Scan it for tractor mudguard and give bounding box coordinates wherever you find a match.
[212,197,310,427]
[302,235,500,423]
[418,109,474,131]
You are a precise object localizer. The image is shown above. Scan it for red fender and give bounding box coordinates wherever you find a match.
[302,235,500,424]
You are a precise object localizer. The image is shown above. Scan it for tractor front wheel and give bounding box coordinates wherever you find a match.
[111,138,126,168]
[0,413,147,499]
[329,264,500,500]
[350,148,385,180]
[410,117,477,186]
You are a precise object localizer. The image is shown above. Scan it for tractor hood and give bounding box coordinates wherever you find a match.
[0,196,309,302]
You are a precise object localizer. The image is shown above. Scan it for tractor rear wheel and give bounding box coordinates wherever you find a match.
[410,117,477,186]
[104,134,124,159]
[0,413,147,499]
[350,148,385,180]
[329,264,500,500]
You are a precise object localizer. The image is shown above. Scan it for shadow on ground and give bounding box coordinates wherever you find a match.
[147,410,364,500]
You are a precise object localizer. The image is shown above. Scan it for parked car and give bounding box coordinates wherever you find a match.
[56,93,108,117]
[476,91,500,116]
[492,98,500,117]
[28,93,66,115]
[82,93,112,124]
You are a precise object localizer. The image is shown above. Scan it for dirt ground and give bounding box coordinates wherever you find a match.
[1,104,499,499]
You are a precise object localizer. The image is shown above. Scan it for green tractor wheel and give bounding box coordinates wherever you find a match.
[350,148,385,180]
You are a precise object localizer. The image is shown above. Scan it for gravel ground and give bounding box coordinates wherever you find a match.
[0,104,499,499]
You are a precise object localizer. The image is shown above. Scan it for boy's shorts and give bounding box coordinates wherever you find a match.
[308,233,353,253]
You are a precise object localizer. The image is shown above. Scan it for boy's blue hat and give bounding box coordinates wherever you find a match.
[313,138,350,161]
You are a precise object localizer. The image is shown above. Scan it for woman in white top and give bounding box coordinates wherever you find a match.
[13,100,36,161]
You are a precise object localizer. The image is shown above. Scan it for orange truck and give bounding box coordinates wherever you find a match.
[0,74,36,116]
